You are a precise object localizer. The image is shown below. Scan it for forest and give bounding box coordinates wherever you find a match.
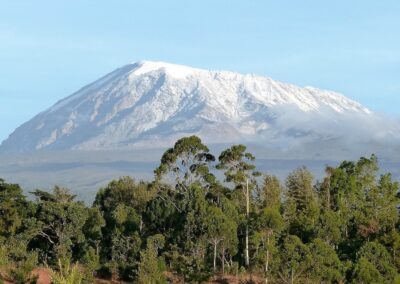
[1,135,400,283]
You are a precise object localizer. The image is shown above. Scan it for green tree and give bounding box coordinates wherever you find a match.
[252,207,284,282]
[154,136,216,190]
[352,241,399,283]
[352,257,383,284]
[277,235,312,284]
[308,238,344,283]
[179,185,210,280]
[355,173,399,241]
[94,177,155,235]
[205,206,237,273]
[94,177,156,279]
[217,144,260,267]
[137,234,166,284]
[2,239,38,284]
[0,179,30,237]
[255,174,282,210]
[284,167,319,241]
[316,209,342,247]
[82,207,105,257]
[31,186,88,263]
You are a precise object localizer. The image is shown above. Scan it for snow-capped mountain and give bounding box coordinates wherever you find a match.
[1,61,398,156]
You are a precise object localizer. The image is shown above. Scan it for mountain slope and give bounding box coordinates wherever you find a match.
[1,61,398,156]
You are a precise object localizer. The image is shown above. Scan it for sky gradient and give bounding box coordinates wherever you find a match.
[1,0,399,143]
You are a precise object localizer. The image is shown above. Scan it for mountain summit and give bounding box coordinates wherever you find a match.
[1,61,398,157]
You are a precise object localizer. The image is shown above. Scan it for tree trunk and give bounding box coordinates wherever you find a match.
[213,241,217,272]
[291,269,294,284]
[265,237,270,284]
[95,241,100,256]
[221,245,225,274]
[245,178,250,267]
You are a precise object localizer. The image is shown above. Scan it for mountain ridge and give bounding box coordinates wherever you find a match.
[1,61,397,158]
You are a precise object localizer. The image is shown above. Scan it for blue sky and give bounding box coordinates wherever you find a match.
[1,0,399,143]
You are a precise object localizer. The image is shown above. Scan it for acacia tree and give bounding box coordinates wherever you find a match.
[217,144,260,267]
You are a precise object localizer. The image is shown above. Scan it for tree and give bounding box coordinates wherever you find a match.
[255,174,282,210]
[179,185,210,280]
[284,167,319,241]
[205,206,237,273]
[0,179,30,237]
[94,177,155,235]
[352,241,399,283]
[217,144,260,267]
[277,235,312,284]
[316,209,342,247]
[82,207,105,256]
[252,207,284,283]
[109,231,142,280]
[137,234,166,284]
[308,238,344,283]
[154,136,216,190]
[319,161,358,244]
[355,173,399,241]
[1,238,38,284]
[352,257,383,284]
[94,177,156,279]
[31,186,88,263]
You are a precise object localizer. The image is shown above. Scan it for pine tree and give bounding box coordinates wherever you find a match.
[284,167,319,241]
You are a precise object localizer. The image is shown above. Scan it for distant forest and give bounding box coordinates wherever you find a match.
[1,136,400,283]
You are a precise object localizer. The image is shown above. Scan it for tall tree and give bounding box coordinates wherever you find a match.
[154,136,216,190]
[355,173,399,241]
[252,207,284,283]
[205,206,237,273]
[217,144,260,267]
[284,167,319,241]
[255,174,282,210]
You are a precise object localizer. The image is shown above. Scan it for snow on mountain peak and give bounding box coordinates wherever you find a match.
[132,60,199,79]
[0,60,396,155]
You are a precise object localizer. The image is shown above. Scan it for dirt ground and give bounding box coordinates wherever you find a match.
[2,268,265,284]
[32,268,52,284]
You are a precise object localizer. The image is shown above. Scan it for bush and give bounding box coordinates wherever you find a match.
[2,240,38,284]
[50,259,83,284]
